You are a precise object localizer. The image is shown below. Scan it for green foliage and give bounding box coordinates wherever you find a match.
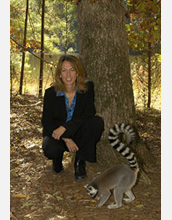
[10,0,78,54]
[10,52,33,94]
[10,0,26,50]
[125,0,161,108]
[10,0,78,95]
[10,0,161,109]
[130,55,161,109]
[125,0,161,55]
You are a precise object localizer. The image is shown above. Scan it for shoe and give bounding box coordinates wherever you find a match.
[52,157,63,174]
[74,158,87,181]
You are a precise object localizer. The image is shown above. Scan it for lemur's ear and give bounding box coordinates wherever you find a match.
[84,184,88,188]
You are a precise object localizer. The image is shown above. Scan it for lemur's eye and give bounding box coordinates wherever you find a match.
[88,186,93,191]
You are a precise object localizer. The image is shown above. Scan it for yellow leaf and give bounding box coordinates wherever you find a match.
[55,196,64,201]
[90,202,96,207]
[12,194,26,198]
[76,196,83,200]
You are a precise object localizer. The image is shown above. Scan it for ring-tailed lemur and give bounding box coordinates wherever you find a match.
[84,123,139,209]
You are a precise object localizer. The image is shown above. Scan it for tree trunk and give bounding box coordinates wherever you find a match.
[78,0,135,133]
[77,0,155,183]
[147,42,151,108]
[39,0,45,97]
[10,60,13,98]
[19,0,29,95]
[64,1,68,54]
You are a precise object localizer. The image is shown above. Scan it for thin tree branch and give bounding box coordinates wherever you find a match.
[10,36,56,68]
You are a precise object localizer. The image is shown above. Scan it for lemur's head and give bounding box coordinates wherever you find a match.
[84,184,98,198]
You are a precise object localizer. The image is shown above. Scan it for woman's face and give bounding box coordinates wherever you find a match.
[60,60,78,89]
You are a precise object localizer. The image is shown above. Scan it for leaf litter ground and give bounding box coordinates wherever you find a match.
[10,95,161,220]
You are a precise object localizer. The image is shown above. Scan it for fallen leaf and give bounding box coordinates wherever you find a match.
[10,212,18,220]
[144,193,150,198]
[56,196,64,201]
[12,194,26,198]
[21,202,32,209]
[121,206,130,210]
[76,196,83,200]
[25,144,37,149]
[136,204,144,208]
[43,205,54,209]
[134,200,141,205]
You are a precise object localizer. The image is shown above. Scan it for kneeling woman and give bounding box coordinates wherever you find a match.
[42,55,104,181]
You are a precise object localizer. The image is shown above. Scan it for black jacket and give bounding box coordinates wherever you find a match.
[42,81,96,138]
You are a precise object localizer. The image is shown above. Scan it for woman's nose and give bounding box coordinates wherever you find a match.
[66,71,71,76]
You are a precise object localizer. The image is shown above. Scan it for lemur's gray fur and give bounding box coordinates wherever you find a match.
[85,123,139,209]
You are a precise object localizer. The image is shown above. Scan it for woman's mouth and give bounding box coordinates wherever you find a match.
[66,78,72,81]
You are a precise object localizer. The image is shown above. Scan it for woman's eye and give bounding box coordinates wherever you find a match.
[61,69,75,73]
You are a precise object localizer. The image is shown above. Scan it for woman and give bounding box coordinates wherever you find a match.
[42,55,104,181]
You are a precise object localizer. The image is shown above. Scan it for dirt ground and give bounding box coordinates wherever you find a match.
[10,95,161,220]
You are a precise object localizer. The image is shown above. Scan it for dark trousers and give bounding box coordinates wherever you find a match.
[42,116,104,163]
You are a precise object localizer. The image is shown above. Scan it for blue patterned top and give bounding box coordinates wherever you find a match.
[56,91,77,122]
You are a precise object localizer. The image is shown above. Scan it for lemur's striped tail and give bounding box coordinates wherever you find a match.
[108,123,139,170]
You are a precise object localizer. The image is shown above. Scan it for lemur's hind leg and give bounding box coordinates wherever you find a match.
[123,189,135,203]
[107,188,125,209]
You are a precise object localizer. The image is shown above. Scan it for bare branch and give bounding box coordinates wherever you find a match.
[10,36,56,68]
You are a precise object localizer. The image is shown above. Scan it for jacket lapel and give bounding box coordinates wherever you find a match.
[56,96,67,120]
[73,92,83,117]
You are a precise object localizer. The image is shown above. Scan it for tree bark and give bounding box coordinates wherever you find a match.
[19,0,29,95]
[77,0,155,183]
[147,42,151,108]
[39,0,45,97]
[78,0,135,134]
[64,1,68,54]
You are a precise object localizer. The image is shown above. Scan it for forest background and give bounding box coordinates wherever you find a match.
[10,0,161,110]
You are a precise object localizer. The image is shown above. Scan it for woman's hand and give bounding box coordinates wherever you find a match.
[62,138,79,153]
[52,126,66,140]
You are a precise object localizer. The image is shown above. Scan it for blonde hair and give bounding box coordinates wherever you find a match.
[54,55,88,93]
